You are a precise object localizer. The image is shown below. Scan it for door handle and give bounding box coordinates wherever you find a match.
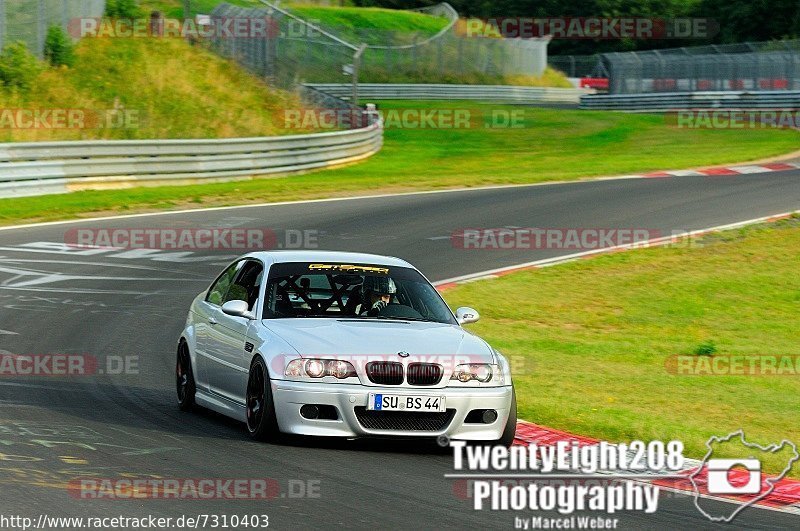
[208,317,218,325]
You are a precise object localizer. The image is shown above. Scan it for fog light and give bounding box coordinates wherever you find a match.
[482,409,498,424]
[300,404,320,419]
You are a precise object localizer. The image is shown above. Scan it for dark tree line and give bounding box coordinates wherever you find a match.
[353,0,800,55]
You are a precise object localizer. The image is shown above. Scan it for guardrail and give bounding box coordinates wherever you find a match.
[306,84,588,104]
[0,120,383,199]
[580,91,800,111]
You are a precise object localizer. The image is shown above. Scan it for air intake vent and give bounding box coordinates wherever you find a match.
[354,407,456,431]
[407,363,443,386]
[365,361,404,385]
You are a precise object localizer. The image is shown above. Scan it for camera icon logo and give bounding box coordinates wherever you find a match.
[690,430,799,522]
[706,458,761,495]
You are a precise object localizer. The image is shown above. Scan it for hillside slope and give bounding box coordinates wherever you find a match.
[0,37,305,142]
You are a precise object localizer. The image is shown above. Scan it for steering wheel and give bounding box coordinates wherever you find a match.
[378,303,425,320]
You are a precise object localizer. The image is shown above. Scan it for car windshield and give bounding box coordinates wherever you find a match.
[263,262,456,324]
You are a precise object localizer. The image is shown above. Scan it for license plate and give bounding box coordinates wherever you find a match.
[368,393,446,412]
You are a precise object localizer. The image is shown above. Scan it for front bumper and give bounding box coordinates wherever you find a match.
[272,380,514,440]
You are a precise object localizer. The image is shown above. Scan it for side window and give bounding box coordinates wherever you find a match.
[206,260,244,306]
[223,261,264,311]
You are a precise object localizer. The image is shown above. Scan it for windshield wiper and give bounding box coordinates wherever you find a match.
[371,316,436,323]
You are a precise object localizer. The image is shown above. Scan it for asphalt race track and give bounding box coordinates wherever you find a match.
[1,170,799,529]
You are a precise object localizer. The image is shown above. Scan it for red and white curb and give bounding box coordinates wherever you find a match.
[605,161,800,180]
[514,421,800,516]
[434,210,799,291]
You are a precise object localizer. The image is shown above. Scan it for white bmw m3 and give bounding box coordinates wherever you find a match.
[177,251,516,445]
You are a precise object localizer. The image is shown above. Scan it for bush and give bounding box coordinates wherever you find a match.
[44,26,75,67]
[105,0,141,18]
[693,340,717,356]
[0,42,43,91]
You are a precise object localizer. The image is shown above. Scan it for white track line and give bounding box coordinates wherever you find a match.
[0,180,586,233]
[433,210,800,287]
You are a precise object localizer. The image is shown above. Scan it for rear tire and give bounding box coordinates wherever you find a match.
[497,388,517,447]
[176,341,196,411]
[246,357,280,441]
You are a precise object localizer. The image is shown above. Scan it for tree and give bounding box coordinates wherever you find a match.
[0,42,43,90]
[44,25,76,67]
[692,0,800,43]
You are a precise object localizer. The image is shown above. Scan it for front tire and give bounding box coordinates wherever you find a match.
[176,340,196,411]
[246,357,280,441]
[497,388,517,447]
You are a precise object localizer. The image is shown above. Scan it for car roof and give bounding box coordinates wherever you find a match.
[243,250,415,269]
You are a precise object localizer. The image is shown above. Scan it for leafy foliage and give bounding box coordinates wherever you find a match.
[105,0,143,18]
[0,42,43,90]
[44,26,76,67]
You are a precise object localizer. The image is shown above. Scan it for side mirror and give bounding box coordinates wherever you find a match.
[455,307,480,325]
[221,300,255,320]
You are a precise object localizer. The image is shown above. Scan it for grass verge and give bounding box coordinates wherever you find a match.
[441,217,800,476]
[0,37,304,142]
[0,101,796,226]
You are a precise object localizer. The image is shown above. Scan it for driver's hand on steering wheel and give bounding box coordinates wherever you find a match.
[367,299,388,316]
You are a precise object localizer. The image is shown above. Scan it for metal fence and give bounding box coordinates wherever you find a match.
[580,91,800,111]
[306,83,587,104]
[0,0,106,56]
[0,111,384,199]
[603,40,800,94]
[548,55,602,79]
[208,1,550,91]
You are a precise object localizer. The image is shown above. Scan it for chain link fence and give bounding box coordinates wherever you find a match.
[0,0,105,56]
[602,40,800,94]
[548,55,602,78]
[208,1,550,90]
[209,2,357,90]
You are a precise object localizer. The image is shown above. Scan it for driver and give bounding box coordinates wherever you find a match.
[357,276,397,316]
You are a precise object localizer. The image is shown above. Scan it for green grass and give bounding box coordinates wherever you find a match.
[441,218,800,476]
[358,67,574,87]
[0,100,796,225]
[143,1,448,35]
[289,5,449,44]
[140,0,448,35]
[0,37,305,141]
[141,0,263,18]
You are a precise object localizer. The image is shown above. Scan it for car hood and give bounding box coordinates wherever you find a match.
[261,318,494,365]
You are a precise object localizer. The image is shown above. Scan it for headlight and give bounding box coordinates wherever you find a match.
[285,359,358,380]
[306,359,326,378]
[450,364,500,384]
